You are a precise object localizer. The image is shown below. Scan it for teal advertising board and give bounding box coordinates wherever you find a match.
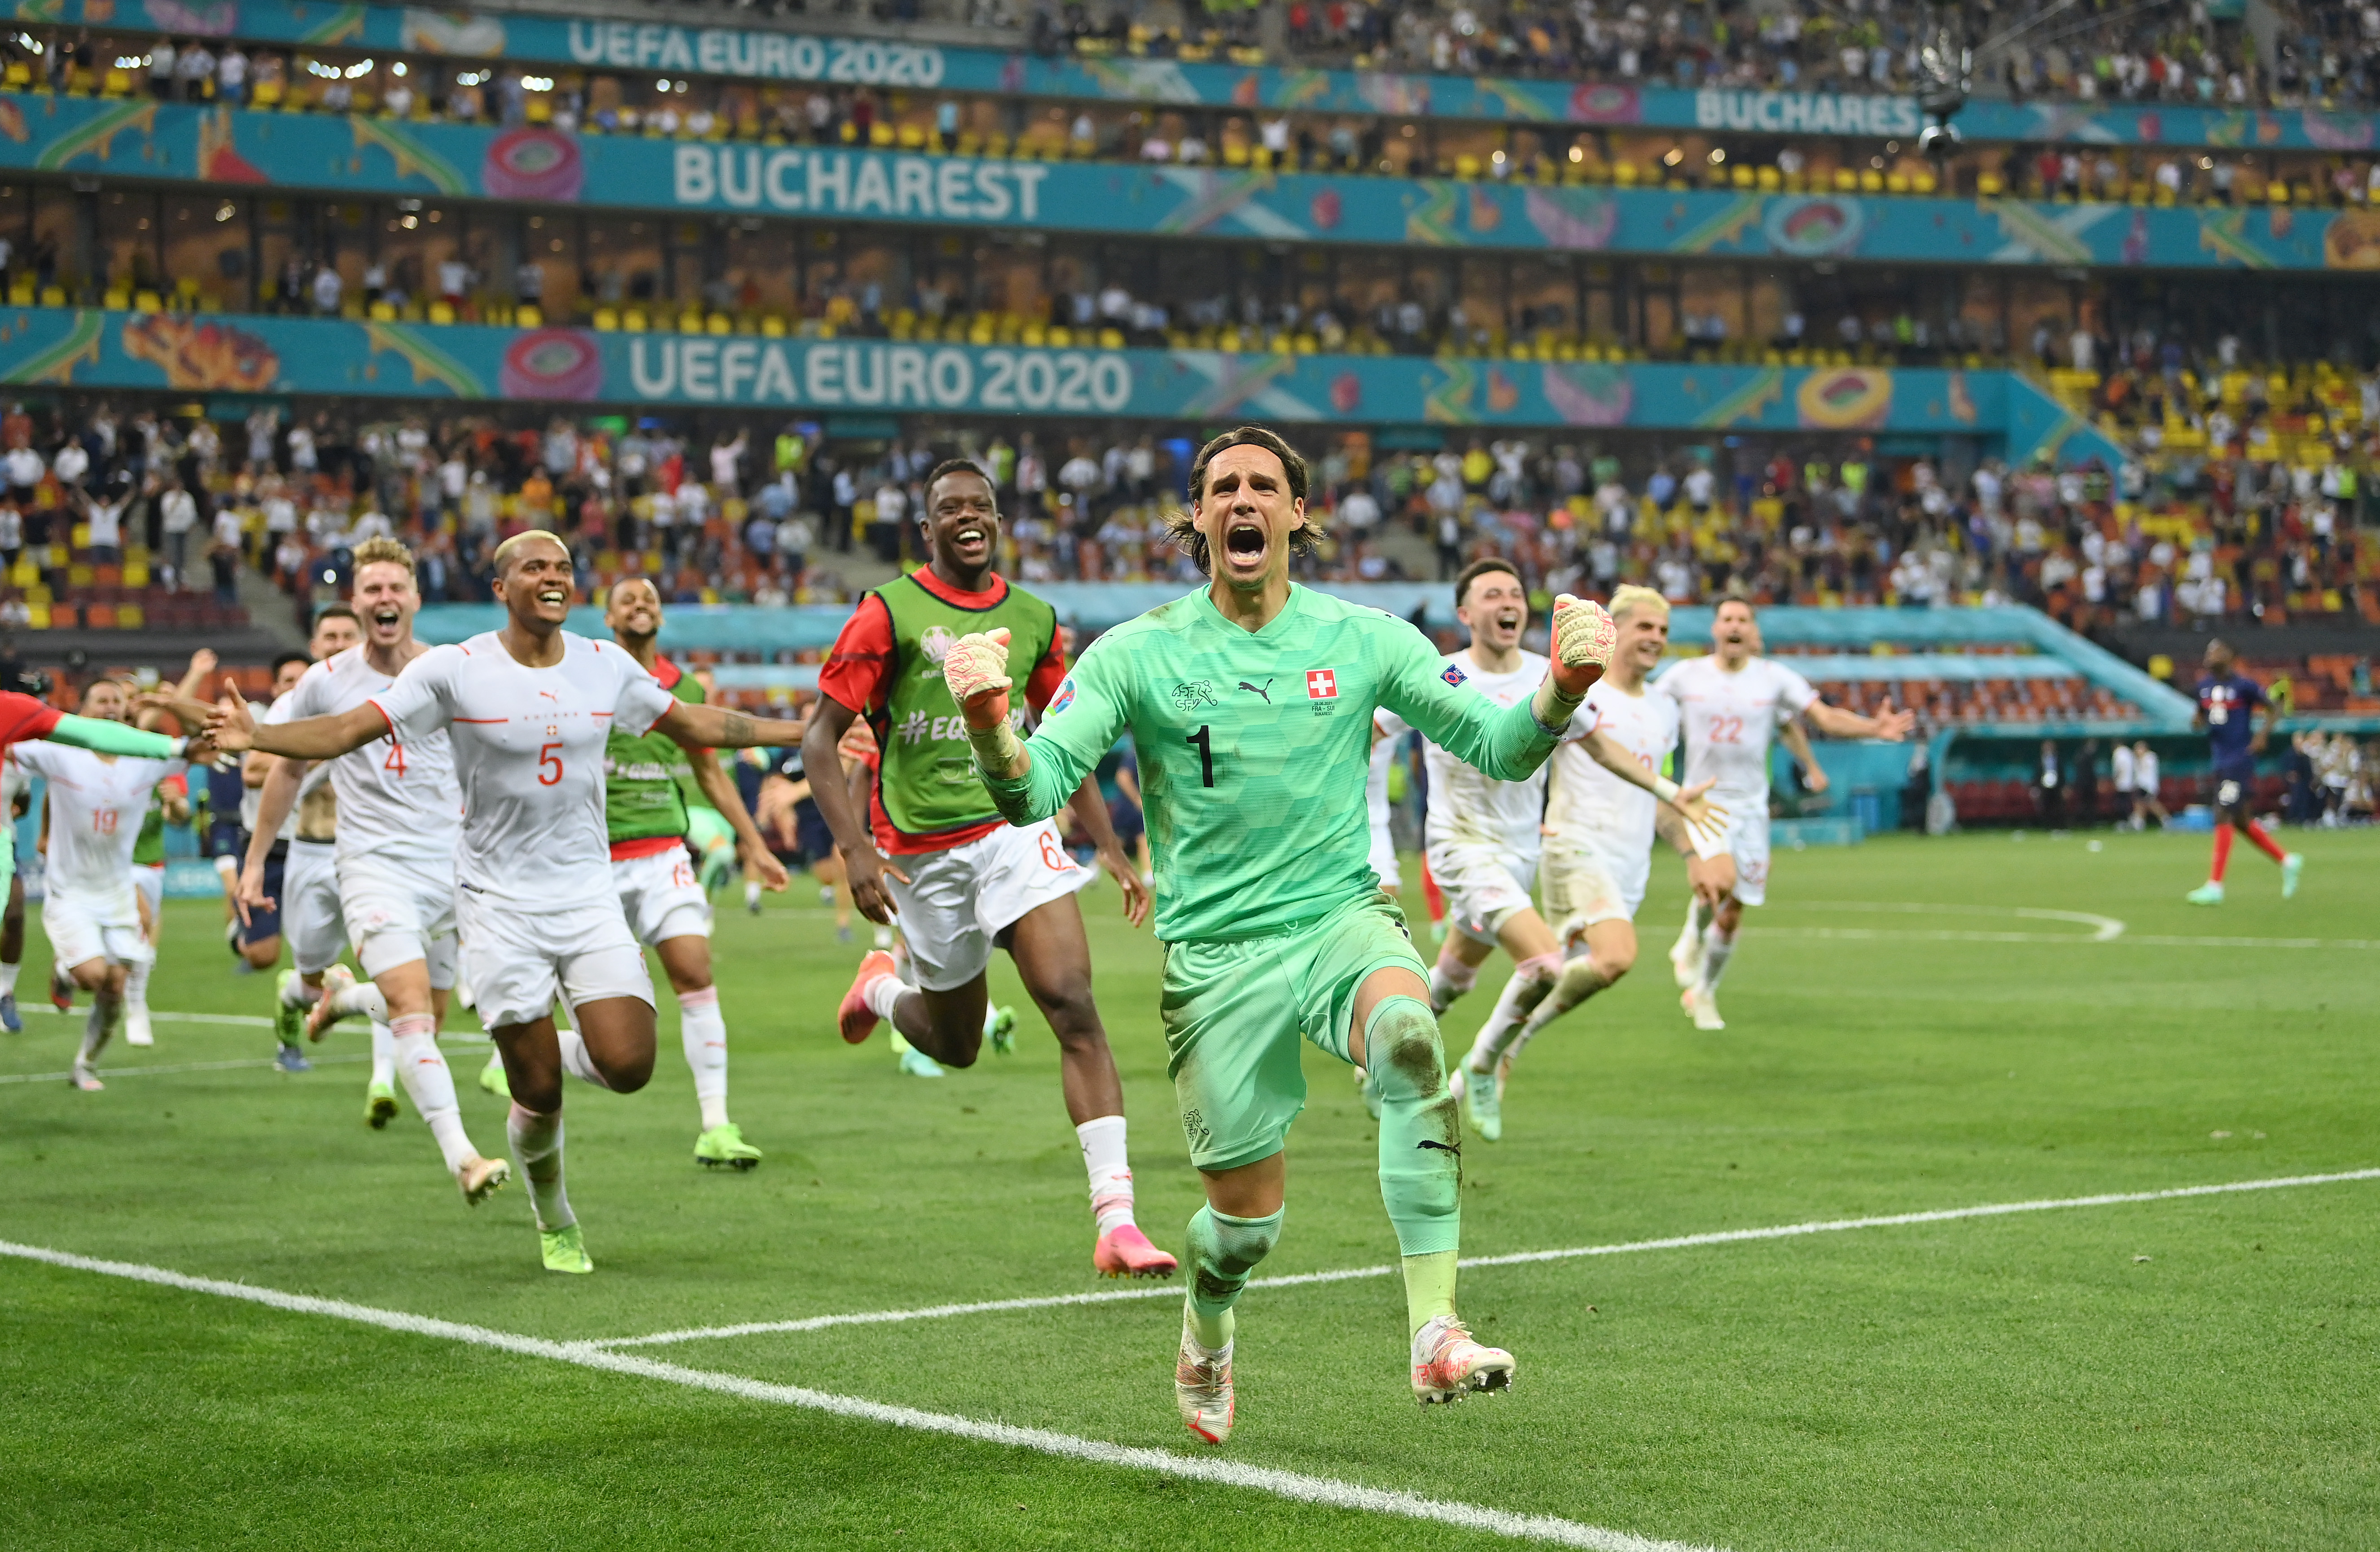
[7,0,2378,151]
[5,95,2378,271]
[0,305,2121,466]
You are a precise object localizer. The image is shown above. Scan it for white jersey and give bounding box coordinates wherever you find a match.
[1549,676,1681,862]
[1375,649,1549,857]
[284,643,461,864]
[2111,743,2137,793]
[370,630,676,907]
[15,743,182,918]
[1661,655,1818,805]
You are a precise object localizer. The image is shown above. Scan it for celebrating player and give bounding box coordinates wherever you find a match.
[2185,638,2303,905]
[1457,585,1725,1138]
[1665,597,1913,1030]
[223,542,512,1201]
[948,426,1614,1439]
[587,575,788,1168]
[16,679,196,1090]
[806,458,1175,1278]
[203,532,813,1274]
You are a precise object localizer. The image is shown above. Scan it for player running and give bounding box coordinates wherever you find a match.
[222,541,511,1202]
[1455,585,1725,1139]
[1665,597,1913,1030]
[205,532,813,1274]
[807,457,1175,1278]
[584,575,788,1168]
[2185,638,2303,905]
[947,426,1614,1439]
[16,678,198,1089]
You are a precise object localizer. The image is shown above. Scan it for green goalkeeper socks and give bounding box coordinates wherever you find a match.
[1366,994,1463,1261]
[1183,1204,1282,1350]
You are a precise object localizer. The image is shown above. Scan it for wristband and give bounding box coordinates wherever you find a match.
[966,717,1025,779]
[168,736,188,759]
[1529,676,1586,734]
[1650,774,1680,805]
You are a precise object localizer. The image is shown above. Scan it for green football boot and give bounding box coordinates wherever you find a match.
[2185,881,2225,906]
[694,1122,762,1170]
[273,969,305,1048]
[985,1003,1018,1057]
[364,1079,399,1130]
[540,1224,593,1275]
[477,1049,510,1099]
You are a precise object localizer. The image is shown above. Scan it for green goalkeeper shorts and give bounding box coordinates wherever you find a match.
[1159,893,1429,1172]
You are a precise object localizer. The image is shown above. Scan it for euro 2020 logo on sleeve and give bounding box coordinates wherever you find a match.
[1049,677,1076,715]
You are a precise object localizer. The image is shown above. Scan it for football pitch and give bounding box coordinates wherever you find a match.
[4,828,2376,1551]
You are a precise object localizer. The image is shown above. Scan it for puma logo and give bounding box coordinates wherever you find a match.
[1417,1139,1461,1155]
[1237,678,1275,703]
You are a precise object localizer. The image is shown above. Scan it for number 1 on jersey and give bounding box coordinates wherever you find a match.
[1187,725,1214,787]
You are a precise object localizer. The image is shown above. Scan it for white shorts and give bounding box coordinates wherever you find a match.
[1427,839,1541,946]
[45,888,152,969]
[1368,825,1403,892]
[1723,809,1771,908]
[454,886,652,1032]
[615,846,712,945]
[1541,830,1647,933]
[883,818,1094,992]
[340,850,459,987]
[284,840,347,976]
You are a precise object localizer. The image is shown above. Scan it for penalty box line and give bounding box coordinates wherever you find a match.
[0,1239,1720,1552]
[593,1167,2380,1350]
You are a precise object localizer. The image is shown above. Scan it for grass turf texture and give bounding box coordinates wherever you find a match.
[2,828,2376,1551]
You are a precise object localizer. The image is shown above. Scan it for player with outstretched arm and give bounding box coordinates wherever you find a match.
[942,426,1615,1442]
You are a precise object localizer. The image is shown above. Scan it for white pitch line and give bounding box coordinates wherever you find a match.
[594,1167,2380,1350]
[17,1006,276,1029]
[0,1053,371,1085]
[0,1239,1720,1552]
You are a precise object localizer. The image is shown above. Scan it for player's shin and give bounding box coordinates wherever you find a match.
[507,1102,574,1232]
[1504,955,1613,1065]
[678,987,729,1130]
[390,1013,476,1172]
[1463,954,1562,1074]
[1699,923,1736,993]
[1183,1203,1282,1350]
[1364,995,1463,1332]
[1078,1114,1137,1233]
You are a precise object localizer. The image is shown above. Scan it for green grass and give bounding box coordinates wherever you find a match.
[4,828,2377,1551]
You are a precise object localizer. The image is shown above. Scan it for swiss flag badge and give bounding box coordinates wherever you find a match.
[1306,668,1338,700]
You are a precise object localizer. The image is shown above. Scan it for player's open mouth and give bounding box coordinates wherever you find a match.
[1223,522,1267,563]
[1492,609,1522,632]
[369,607,402,630]
[536,586,570,607]
[952,525,987,551]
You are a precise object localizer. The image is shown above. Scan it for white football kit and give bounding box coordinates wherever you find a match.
[1376,649,1549,942]
[286,646,469,985]
[1365,729,1402,892]
[1543,677,1682,930]
[370,630,678,1029]
[17,744,182,968]
[1661,655,1817,908]
[885,816,1092,991]
[262,690,351,978]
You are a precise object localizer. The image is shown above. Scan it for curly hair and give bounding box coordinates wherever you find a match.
[1159,426,1328,576]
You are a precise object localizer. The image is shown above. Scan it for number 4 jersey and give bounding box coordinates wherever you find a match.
[283,643,464,870]
[369,631,678,906]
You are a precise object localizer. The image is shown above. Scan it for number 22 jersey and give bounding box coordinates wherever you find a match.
[1661,655,1817,807]
[369,631,677,906]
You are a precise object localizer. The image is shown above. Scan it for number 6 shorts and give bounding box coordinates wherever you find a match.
[881,817,1096,992]
[1159,893,1431,1172]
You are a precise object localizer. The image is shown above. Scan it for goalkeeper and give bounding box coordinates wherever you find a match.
[942,426,1615,1443]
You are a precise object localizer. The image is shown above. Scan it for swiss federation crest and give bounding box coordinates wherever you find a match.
[1171,681,1218,712]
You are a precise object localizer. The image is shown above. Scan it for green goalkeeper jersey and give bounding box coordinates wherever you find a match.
[984,583,1563,943]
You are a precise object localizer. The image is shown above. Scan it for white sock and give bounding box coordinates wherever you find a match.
[212,855,237,887]
[1426,958,1476,1015]
[679,986,729,1131]
[557,1024,614,1090]
[1699,926,1736,994]
[863,966,908,1022]
[1076,1114,1137,1234]
[79,1001,113,1066]
[1464,955,1561,1072]
[0,960,18,996]
[1503,955,1612,1065]
[281,974,322,1008]
[872,924,894,950]
[744,879,761,908]
[369,1019,396,1087]
[334,977,390,1022]
[1674,898,1709,963]
[507,1102,572,1231]
[124,955,152,1013]
[391,1013,474,1172]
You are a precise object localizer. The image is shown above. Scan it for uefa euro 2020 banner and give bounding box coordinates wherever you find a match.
[0,305,2124,469]
[7,0,2380,153]
[1,95,2376,271]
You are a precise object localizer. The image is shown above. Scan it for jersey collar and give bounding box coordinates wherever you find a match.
[1194,580,1304,638]
[906,567,1009,611]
